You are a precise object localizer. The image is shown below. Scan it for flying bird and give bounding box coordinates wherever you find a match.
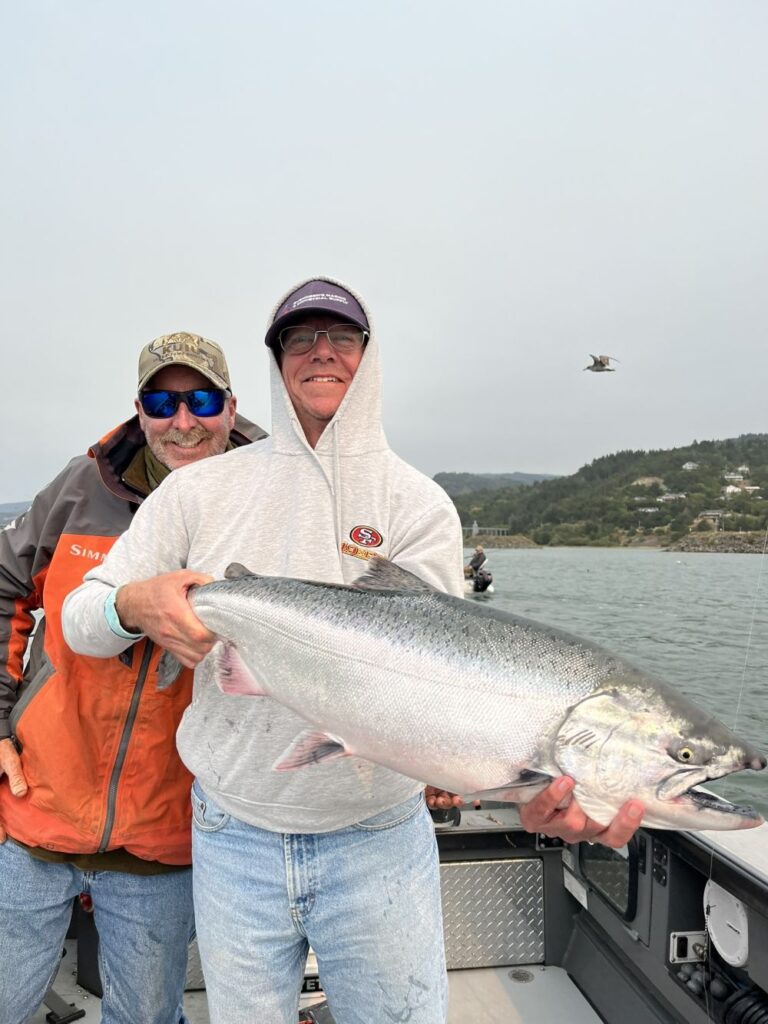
[584,354,619,372]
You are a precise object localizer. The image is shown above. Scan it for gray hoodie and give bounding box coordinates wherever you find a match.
[63,277,465,832]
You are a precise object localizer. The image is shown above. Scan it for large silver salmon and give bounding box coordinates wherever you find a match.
[189,559,766,830]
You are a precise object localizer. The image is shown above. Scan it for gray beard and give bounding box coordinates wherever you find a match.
[152,425,228,468]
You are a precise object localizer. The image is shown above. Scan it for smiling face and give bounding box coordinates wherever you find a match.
[135,364,237,470]
[279,313,364,448]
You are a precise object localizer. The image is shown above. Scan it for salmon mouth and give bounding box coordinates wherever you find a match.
[680,786,762,823]
[657,765,763,822]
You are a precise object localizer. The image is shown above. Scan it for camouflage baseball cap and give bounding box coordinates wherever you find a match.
[137,332,231,392]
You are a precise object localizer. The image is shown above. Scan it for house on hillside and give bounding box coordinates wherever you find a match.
[638,507,660,514]
[723,473,744,482]
[660,493,686,502]
[632,476,665,488]
[682,462,699,471]
[722,485,742,498]
[737,465,750,475]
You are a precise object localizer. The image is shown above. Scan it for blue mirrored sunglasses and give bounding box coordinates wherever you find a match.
[139,388,230,419]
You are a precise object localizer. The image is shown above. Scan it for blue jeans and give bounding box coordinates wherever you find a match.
[0,838,194,1024]
[192,783,447,1024]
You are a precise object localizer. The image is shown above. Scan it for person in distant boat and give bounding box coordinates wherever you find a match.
[62,279,643,1024]
[0,333,265,1024]
[467,544,487,575]
[464,544,493,593]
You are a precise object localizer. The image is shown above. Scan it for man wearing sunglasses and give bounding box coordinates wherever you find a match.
[63,280,641,1023]
[0,332,265,1024]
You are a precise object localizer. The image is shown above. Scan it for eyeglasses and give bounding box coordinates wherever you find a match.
[278,324,369,356]
[139,388,230,419]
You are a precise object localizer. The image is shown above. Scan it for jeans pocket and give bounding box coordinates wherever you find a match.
[352,791,424,832]
[191,781,231,833]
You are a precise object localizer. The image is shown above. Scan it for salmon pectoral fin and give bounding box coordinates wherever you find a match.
[213,641,268,696]
[273,730,351,771]
[465,770,554,805]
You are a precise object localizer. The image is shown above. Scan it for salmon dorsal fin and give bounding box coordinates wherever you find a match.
[352,557,437,594]
[224,562,261,580]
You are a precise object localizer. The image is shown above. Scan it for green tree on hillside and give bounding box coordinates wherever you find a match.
[448,434,768,546]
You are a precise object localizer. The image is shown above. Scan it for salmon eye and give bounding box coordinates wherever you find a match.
[669,740,714,766]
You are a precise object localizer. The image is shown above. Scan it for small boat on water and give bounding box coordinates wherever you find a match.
[34,806,768,1023]
[463,548,494,594]
[464,568,494,595]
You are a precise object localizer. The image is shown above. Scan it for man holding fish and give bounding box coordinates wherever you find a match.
[0,332,265,1024]
[63,278,646,1023]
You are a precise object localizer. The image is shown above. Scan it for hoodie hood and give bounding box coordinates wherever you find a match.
[266,275,388,459]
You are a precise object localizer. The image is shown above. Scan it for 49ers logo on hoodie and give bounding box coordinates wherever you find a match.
[349,525,383,548]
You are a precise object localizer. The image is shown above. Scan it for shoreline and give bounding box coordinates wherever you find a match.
[464,531,768,554]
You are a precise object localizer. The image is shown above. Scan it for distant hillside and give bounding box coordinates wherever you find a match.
[449,435,768,547]
[434,471,558,497]
[0,502,29,528]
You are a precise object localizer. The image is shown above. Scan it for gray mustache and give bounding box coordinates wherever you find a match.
[161,426,213,446]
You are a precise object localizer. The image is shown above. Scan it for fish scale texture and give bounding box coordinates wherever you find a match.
[191,570,764,830]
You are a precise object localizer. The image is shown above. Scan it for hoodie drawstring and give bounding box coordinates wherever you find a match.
[332,419,343,566]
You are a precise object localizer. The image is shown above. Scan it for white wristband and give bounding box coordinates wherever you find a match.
[104,587,144,641]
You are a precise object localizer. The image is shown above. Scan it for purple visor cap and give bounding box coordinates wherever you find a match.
[265,281,369,348]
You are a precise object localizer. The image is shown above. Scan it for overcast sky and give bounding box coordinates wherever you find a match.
[2,2,766,503]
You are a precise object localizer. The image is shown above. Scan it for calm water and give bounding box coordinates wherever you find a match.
[466,547,768,817]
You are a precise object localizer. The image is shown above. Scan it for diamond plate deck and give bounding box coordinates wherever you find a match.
[440,859,545,969]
